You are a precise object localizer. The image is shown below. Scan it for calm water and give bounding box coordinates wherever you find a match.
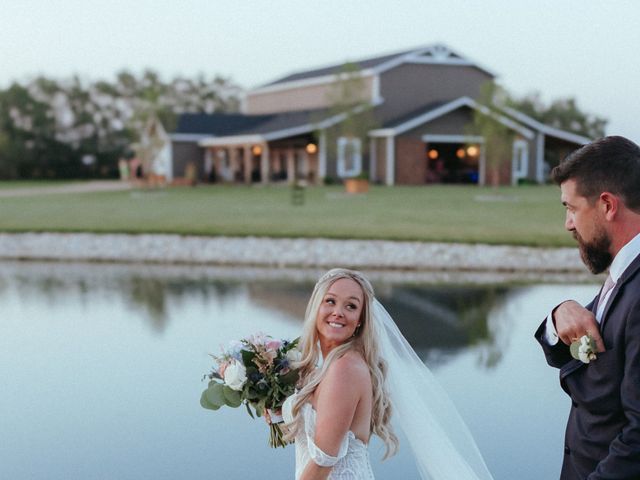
[0,261,600,480]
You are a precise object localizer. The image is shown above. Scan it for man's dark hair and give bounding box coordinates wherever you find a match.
[552,135,640,211]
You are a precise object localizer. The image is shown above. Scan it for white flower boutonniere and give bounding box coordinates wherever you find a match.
[570,335,598,364]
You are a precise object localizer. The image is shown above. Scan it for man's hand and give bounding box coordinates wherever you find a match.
[553,300,606,352]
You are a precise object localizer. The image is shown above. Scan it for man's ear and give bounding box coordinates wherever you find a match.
[599,192,619,220]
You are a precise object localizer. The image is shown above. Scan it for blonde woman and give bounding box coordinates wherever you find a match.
[282,269,495,480]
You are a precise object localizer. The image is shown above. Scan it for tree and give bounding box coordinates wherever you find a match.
[508,92,606,139]
[468,81,515,186]
[0,71,242,179]
[317,62,378,181]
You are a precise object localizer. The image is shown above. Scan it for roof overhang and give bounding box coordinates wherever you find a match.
[199,134,266,147]
[501,106,591,145]
[197,107,364,147]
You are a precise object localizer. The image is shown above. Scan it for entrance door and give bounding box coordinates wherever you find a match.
[425,142,481,184]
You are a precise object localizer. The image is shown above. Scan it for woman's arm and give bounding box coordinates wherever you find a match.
[300,352,369,480]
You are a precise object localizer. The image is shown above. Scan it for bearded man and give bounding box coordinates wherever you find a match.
[535,135,640,479]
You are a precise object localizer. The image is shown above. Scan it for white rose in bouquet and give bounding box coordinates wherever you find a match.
[286,348,302,364]
[224,360,247,391]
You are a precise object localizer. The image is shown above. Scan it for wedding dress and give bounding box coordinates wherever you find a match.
[283,300,494,480]
[282,393,375,479]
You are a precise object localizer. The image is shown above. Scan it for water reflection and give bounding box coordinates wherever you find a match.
[0,260,601,480]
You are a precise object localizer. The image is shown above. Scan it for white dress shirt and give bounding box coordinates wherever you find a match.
[544,232,640,345]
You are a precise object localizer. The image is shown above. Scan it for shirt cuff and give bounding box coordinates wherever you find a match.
[543,313,559,346]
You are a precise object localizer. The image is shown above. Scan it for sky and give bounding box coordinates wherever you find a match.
[1,0,639,141]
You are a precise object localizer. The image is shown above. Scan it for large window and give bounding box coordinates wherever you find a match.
[337,137,362,178]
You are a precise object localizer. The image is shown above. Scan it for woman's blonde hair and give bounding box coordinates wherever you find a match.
[285,268,398,458]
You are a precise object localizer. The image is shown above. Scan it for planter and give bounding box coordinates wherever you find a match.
[344,178,369,194]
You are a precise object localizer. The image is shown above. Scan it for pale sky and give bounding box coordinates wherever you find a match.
[1,0,639,141]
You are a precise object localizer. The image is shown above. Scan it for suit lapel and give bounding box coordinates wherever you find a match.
[559,256,640,391]
[600,253,640,331]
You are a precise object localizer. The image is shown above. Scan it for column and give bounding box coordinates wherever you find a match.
[261,144,270,185]
[385,135,395,186]
[243,145,252,184]
[318,131,327,181]
[286,148,296,184]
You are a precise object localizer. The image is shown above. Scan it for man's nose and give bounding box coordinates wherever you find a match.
[565,212,575,231]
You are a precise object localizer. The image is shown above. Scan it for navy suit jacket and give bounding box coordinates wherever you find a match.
[535,253,640,480]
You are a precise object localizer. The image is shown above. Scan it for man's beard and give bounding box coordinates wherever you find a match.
[574,227,613,274]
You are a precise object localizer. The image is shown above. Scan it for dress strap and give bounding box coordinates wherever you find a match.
[303,403,350,467]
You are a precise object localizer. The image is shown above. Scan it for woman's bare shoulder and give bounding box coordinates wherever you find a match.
[325,350,370,387]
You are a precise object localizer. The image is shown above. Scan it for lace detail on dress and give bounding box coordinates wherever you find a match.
[282,394,374,480]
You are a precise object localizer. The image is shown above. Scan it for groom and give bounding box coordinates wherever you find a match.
[535,135,640,479]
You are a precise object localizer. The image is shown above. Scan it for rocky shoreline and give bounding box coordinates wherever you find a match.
[0,232,585,273]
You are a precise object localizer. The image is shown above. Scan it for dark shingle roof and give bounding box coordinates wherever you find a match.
[174,108,335,137]
[174,113,275,136]
[263,46,418,86]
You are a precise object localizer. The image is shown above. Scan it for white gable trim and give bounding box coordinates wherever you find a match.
[370,97,534,139]
[249,69,377,96]
[422,134,484,143]
[170,133,211,142]
[501,106,591,145]
[199,134,265,147]
[372,44,495,77]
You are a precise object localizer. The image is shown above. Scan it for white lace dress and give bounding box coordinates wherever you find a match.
[282,394,374,480]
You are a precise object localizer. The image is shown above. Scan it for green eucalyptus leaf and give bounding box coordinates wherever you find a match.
[223,385,242,408]
[241,349,256,366]
[280,369,299,386]
[200,390,221,410]
[245,402,255,419]
[205,382,226,407]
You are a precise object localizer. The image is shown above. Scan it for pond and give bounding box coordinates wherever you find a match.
[0,261,599,480]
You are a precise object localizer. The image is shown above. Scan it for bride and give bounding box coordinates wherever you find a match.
[282,268,494,480]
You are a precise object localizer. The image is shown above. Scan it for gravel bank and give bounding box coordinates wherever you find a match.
[0,232,584,273]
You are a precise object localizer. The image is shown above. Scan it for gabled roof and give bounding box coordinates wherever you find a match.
[257,44,494,92]
[371,97,535,139]
[500,106,591,145]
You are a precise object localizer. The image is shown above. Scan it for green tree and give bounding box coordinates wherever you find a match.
[468,81,515,186]
[508,92,606,139]
[0,71,241,179]
[318,62,378,180]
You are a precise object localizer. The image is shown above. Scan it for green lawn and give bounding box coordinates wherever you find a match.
[0,180,80,189]
[0,184,572,247]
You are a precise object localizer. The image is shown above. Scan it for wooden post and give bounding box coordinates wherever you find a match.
[261,144,270,185]
[286,148,295,184]
[243,145,252,184]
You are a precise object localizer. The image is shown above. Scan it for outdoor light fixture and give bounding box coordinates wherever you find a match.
[466,145,479,157]
[456,148,466,159]
[428,149,438,160]
[252,145,263,156]
[305,143,318,154]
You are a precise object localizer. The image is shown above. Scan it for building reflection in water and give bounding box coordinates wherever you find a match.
[0,261,565,369]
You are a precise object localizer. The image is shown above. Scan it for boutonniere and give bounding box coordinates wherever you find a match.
[570,335,597,364]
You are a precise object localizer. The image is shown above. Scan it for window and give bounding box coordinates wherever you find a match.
[512,139,529,182]
[337,137,362,178]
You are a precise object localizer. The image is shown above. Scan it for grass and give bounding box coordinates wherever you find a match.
[0,180,81,189]
[0,184,573,247]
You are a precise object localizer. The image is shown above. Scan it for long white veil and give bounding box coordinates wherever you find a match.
[373,299,494,480]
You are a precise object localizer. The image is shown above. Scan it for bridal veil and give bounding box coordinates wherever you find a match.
[373,299,494,480]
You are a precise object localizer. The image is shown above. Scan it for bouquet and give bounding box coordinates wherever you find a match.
[201,332,301,448]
